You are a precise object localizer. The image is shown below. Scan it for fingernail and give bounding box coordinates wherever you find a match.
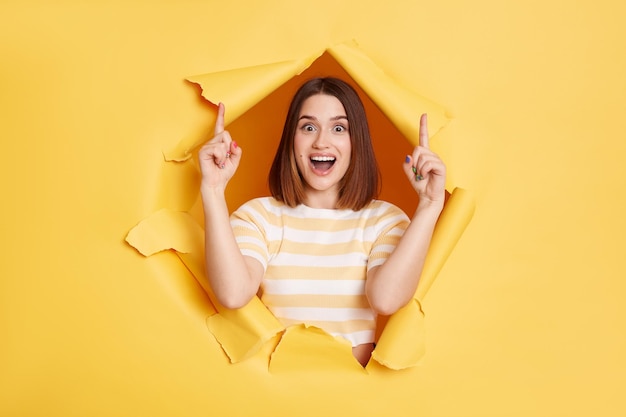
[405,155,410,164]
[232,141,238,149]
[412,166,417,174]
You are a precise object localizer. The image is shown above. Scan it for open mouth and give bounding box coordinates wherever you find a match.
[310,155,336,173]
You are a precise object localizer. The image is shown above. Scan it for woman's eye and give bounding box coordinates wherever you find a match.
[333,125,347,133]
[301,124,316,132]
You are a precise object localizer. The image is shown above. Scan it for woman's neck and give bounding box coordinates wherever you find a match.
[302,188,339,209]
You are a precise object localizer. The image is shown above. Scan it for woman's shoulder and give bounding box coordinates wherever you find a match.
[365,199,409,218]
[235,196,286,214]
[231,197,286,228]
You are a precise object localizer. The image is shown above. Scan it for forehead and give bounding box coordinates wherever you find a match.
[299,94,346,117]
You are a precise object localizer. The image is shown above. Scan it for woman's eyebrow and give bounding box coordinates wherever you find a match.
[298,115,348,121]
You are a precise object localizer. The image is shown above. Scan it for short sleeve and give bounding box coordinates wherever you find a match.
[230,199,271,271]
[367,203,410,271]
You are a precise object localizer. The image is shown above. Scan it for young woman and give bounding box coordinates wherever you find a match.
[199,77,446,366]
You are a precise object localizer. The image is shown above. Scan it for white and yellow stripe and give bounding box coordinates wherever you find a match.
[230,197,409,346]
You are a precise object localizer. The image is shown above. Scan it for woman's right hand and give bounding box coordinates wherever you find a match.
[199,103,242,191]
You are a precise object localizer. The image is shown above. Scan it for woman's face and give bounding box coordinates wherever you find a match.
[293,94,352,207]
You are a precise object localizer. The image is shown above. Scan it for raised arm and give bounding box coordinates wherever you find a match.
[365,114,446,315]
[200,103,264,309]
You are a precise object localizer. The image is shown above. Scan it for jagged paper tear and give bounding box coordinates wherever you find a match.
[126,209,285,364]
[371,188,475,369]
[126,41,474,371]
[164,41,449,162]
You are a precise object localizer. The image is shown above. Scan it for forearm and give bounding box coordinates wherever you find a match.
[202,187,259,309]
[366,201,443,315]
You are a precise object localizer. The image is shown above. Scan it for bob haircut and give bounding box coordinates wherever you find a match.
[268,77,379,210]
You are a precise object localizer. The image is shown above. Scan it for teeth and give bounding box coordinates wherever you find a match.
[310,156,336,162]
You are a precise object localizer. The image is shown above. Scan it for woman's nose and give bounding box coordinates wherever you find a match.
[312,130,330,148]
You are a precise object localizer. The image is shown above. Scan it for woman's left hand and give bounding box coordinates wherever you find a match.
[403,114,447,207]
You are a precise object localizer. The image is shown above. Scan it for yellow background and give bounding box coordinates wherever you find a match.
[2,0,625,416]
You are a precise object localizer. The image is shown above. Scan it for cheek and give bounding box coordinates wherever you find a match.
[294,154,305,171]
[293,137,308,166]
[341,138,352,160]
[292,149,306,172]
[293,135,305,156]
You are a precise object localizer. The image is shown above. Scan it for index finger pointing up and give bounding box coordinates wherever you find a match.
[214,102,225,136]
[419,113,430,149]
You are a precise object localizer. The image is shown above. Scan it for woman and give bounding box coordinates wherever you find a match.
[199,77,446,366]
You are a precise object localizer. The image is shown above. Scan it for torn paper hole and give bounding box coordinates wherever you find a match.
[126,41,474,371]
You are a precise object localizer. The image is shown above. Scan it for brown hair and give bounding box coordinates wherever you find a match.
[268,77,379,210]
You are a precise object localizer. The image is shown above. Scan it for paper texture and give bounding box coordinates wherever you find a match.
[371,187,475,369]
[328,42,450,143]
[269,325,367,374]
[164,55,321,162]
[165,41,450,162]
[127,42,473,370]
[6,1,625,415]
[126,209,285,363]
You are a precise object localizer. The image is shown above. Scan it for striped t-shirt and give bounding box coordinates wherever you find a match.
[230,197,410,347]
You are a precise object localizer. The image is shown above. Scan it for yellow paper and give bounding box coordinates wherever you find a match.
[6,1,622,415]
[372,187,475,369]
[126,208,285,363]
[166,41,450,164]
[165,54,322,161]
[127,41,466,369]
[206,304,285,363]
[269,324,367,374]
[369,300,426,369]
[125,209,201,256]
[328,42,451,142]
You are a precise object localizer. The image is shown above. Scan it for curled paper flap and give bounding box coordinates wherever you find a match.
[125,209,201,256]
[415,188,476,300]
[126,209,284,363]
[165,42,450,162]
[372,187,475,369]
[328,42,451,143]
[370,299,426,369]
[269,324,366,374]
[164,53,322,161]
[207,301,285,364]
[136,43,467,370]
[186,57,319,120]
